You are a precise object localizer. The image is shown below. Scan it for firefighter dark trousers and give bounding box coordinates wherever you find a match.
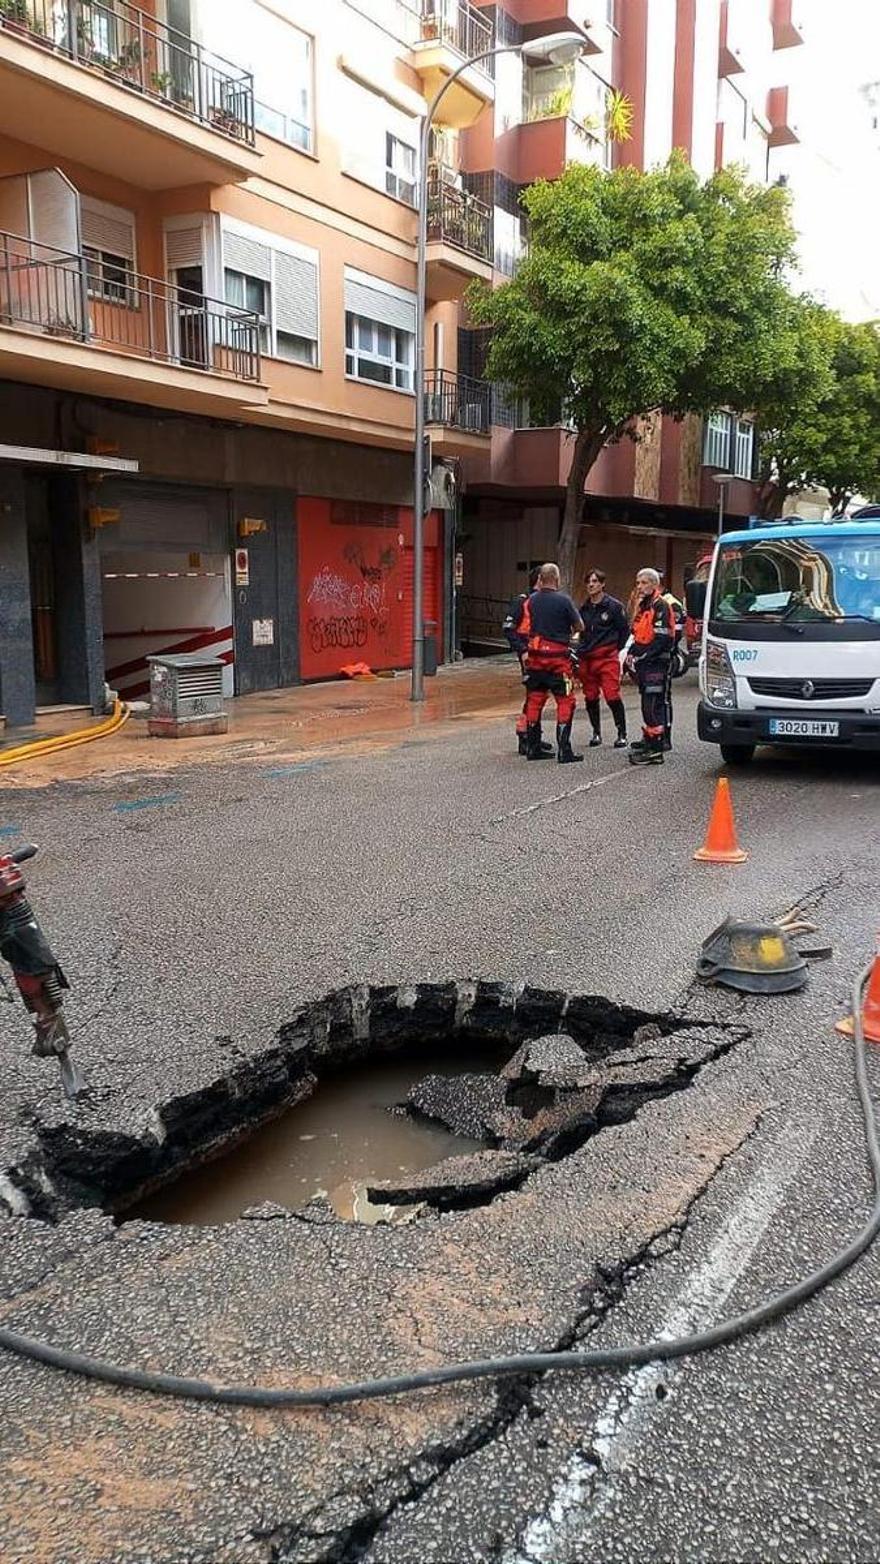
[636,658,669,742]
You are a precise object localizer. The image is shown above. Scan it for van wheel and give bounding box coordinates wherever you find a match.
[720,743,755,766]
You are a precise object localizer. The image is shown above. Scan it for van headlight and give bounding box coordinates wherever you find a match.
[705,638,737,709]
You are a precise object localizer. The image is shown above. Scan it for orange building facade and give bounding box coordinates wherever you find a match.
[0,0,803,721]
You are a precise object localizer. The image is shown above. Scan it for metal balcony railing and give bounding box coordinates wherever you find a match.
[427,174,493,261]
[0,0,255,144]
[424,370,491,433]
[0,230,262,383]
[420,1,494,75]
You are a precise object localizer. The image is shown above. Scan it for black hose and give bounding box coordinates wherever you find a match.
[0,966,877,1408]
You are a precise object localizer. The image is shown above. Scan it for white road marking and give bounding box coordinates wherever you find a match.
[508,1111,821,1564]
[489,767,634,826]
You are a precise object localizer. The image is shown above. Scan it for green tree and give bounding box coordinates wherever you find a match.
[758,316,880,517]
[753,297,838,518]
[468,154,797,586]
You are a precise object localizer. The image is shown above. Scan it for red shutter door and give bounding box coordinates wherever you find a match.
[402,545,441,666]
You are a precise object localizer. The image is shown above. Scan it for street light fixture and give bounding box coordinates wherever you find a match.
[711,471,735,538]
[410,30,588,701]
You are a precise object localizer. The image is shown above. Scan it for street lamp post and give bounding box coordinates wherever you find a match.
[410,29,587,701]
[711,471,734,538]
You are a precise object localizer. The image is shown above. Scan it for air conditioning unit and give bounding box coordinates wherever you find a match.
[460,402,485,432]
[425,393,446,424]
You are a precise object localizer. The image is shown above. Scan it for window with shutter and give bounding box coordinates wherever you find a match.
[343,269,415,391]
[165,224,204,273]
[274,250,319,366]
[221,219,320,366]
[81,197,136,305]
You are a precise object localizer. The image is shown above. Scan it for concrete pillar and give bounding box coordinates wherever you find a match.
[0,469,36,728]
[50,476,105,713]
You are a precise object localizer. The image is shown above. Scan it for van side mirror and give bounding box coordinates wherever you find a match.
[685,580,707,619]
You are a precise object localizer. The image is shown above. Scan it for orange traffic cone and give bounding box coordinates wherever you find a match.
[693,778,748,864]
[835,942,880,1044]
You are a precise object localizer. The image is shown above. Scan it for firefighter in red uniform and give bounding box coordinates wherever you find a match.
[576,568,630,749]
[626,567,676,767]
[516,563,584,763]
[504,566,550,756]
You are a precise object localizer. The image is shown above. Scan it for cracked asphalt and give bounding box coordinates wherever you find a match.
[0,667,878,1563]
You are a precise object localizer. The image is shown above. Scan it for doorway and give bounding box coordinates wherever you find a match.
[171,265,208,369]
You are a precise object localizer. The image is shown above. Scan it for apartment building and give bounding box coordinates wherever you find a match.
[456,0,806,648]
[0,0,804,724]
[0,0,497,724]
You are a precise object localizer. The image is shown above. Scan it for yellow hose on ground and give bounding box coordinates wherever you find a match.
[0,699,130,769]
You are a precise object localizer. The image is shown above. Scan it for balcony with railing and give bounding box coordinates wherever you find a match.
[772,0,806,49]
[0,0,260,188]
[424,369,491,453]
[519,59,611,181]
[0,228,267,412]
[409,1,495,129]
[425,173,493,299]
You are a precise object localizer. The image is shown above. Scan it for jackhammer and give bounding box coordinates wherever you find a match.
[0,845,84,1101]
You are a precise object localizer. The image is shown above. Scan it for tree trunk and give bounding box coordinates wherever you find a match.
[756,469,790,520]
[557,425,607,592]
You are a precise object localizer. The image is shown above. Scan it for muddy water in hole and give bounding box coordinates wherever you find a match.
[134,1051,501,1227]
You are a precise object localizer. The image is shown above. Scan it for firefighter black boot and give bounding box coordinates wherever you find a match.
[557,722,584,764]
[526,723,553,760]
[609,698,628,748]
[586,699,602,746]
[629,734,664,766]
[517,730,528,755]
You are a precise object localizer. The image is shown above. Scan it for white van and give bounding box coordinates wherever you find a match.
[692,519,880,764]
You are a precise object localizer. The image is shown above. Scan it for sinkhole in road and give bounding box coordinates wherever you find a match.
[121,984,742,1232]
[134,1047,507,1226]
[27,983,742,1227]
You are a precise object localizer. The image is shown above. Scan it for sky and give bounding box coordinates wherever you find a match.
[776,0,880,319]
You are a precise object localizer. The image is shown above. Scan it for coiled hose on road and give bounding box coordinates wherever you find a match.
[0,966,877,1408]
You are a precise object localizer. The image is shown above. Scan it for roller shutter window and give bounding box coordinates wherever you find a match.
[81,197,136,306]
[165,224,205,272]
[344,269,416,391]
[223,230,271,352]
[223,223,319,365]
[273,249,318,366]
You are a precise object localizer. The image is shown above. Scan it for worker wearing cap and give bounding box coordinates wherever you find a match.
[576,567,629,748]
[519,563,584,762]
[626,567,676,767]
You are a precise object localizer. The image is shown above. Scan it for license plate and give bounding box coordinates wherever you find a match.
[768,718,840,738]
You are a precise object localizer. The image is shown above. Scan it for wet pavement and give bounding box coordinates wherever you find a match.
[0,658,519,789]
[0,669,878,1563]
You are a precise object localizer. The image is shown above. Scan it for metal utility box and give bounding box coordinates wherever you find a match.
[147,653,228,738]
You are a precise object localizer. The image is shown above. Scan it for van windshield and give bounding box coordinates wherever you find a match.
[711,535,880,625]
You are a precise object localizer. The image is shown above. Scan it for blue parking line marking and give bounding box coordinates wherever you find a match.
[113,792,181,814]
[0,826,20,838]
[264,761,328,778]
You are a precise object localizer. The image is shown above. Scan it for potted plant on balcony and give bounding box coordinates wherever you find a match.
[606,88,634,142]
[110,38,143,85]
[150,69,173,99]
[44,312,80,339]
[0,0,39,39]
[209,104,242,137]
